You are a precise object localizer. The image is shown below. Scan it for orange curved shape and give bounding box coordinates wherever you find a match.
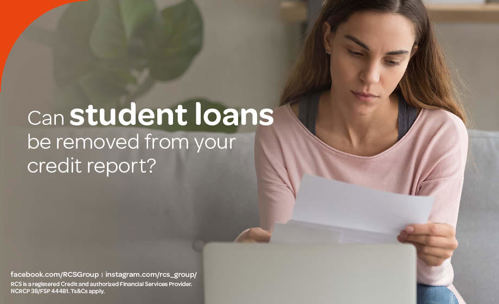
[0,0,88,92]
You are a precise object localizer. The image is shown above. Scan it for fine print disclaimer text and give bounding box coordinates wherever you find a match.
[9,271,197,296]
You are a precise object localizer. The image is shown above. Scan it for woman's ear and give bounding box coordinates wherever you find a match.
[322,22,334,55]
[410,44,418,58]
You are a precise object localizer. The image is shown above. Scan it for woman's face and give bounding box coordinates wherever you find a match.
[324,11,417,114]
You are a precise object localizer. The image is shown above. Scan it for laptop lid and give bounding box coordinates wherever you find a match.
[203,243,416,304]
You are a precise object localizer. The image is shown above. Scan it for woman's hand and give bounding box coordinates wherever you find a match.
[397,222,458,267]
[234,227,271,243]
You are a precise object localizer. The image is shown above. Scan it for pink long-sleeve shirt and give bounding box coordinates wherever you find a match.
[255,103,468,303]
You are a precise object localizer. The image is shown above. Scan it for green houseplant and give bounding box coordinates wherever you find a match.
[28,0,237,133]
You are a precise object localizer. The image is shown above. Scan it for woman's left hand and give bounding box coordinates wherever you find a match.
[397,222,458,267]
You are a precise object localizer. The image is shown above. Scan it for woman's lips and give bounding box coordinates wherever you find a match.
[351,90,378,102]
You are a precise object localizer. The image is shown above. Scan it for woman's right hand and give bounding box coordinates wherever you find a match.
[234,227,271,243]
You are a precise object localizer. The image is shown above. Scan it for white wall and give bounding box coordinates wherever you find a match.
[434,23,499,131]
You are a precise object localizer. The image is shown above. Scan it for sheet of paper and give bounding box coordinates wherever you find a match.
[271,220,341,244]
[271,174,434,244]
[271,220,397,244]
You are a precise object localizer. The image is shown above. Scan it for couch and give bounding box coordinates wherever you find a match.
[2,127,498,304]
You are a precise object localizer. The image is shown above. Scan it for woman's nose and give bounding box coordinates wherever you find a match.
[359,62,381,84]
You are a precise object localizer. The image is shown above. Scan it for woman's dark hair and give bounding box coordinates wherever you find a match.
[280,0,467,123]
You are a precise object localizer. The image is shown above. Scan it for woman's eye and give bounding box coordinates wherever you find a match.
[347,50,363,56]
[385,60,400,66]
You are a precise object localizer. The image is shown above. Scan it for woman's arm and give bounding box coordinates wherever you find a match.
[254,124,296,231]
[400,113,469,285]
[234,122,296,242]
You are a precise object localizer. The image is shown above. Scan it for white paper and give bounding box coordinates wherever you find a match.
[271,174,434,244]
[271,220,341,244]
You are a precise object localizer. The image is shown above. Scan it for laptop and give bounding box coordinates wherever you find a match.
[203,243,416,304]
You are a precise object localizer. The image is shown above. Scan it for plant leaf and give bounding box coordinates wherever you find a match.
[57,1,99,49]
[90,0,127,59]
[78,66,133,107]
[128,74,156,100]
[146,0,203,81]
[53,1,99,86]
[120,0,157,40]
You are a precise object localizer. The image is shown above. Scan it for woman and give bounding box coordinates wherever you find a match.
[236,0,468,303]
